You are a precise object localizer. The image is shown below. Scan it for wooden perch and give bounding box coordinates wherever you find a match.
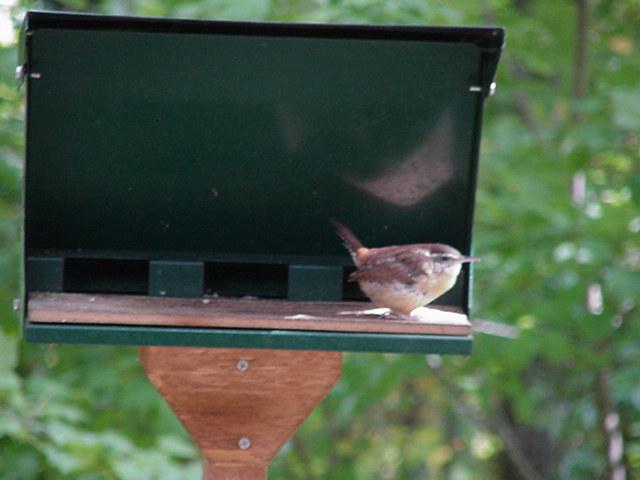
[27,292,471,336]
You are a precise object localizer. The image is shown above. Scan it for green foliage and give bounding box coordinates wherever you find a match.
[1,0,639,478]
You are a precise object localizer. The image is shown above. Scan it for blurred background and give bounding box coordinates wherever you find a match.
[1,1,639,479]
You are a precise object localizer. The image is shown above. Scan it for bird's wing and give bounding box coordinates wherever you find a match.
[349,247,428,285]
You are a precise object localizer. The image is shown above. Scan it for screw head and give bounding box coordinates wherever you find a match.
[237,436,252,450]
[236,359,249,372]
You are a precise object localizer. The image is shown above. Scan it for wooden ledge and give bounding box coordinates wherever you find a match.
[27,292,471,337]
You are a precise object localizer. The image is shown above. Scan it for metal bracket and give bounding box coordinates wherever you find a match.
[288,265,343,301]
[26,256,65,292]
[149,260,204,298]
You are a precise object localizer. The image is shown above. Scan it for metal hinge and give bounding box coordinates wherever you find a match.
[469,82,497,97]
[15,63,41,88]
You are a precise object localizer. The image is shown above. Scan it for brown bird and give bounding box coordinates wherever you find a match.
[331,220,479,317]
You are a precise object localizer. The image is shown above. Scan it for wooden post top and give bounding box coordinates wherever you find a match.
[141,347,342,479]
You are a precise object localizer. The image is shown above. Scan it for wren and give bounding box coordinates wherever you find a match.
[331,220,479,316]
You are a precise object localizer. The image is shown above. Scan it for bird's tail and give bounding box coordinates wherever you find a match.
[330,219,365,265]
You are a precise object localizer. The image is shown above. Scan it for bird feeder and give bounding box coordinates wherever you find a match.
[19,11,503,479]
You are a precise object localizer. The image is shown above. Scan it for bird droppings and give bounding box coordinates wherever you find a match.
[284,314,318,320]
[411,307,469,325]
[336,306,469,325]
[338,307,391,317]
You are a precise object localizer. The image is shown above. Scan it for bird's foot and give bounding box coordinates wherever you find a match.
[378,309,415,320]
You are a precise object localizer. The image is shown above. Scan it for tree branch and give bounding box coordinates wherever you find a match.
[573,0,590,101]
[595,368,627,480]
[512,89,543,139]
[591,302,636,480]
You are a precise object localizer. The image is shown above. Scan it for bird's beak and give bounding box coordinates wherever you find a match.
[460,256,480,263]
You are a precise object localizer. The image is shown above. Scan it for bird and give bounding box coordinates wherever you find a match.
[331,219,479,317]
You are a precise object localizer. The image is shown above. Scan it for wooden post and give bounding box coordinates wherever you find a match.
[140,347,342,479]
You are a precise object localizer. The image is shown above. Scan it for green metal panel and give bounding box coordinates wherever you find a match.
[26,28,480,261]
[24,322,472,355]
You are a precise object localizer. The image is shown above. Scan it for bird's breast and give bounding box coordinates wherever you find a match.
[358,280,424,315]
[358,268,461,315]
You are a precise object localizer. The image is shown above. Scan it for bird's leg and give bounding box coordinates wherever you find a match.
[387,310,414,321]
[373,308,413,321]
